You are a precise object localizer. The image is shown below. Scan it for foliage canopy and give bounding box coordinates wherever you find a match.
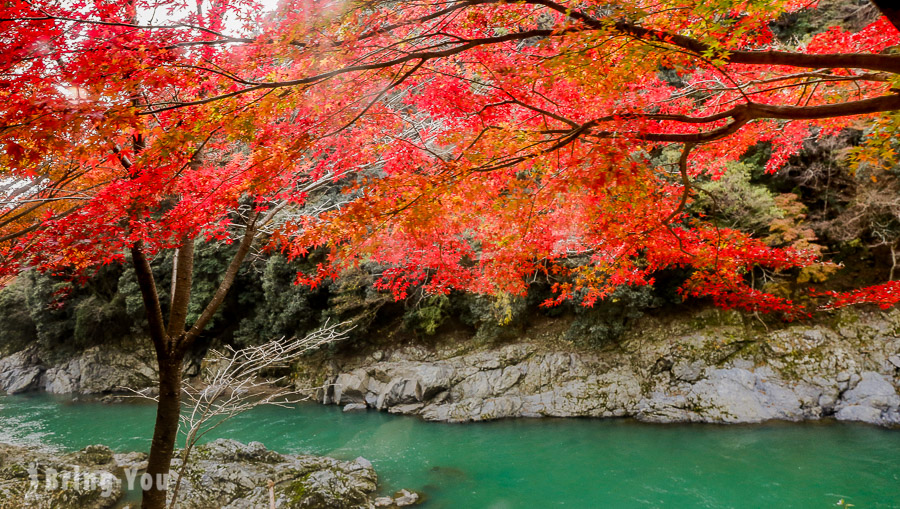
[4,0,900,319]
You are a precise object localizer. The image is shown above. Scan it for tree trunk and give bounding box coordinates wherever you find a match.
[142,352,184,509]
[130,219,260,508]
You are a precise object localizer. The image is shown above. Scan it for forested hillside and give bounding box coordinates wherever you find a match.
[3,78,899,357]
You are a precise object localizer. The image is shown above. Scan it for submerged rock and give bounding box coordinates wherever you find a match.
[392,488,419,506]
[304,308,900,427]
[371,489,422,508]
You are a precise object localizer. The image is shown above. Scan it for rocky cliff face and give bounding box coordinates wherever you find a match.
[0,342,157,395]
[3,307,899,428]
[302,308,900,427]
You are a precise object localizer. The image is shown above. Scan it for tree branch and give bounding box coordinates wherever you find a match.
[663,142,696,226]
[131,242,169,353]
[180,212,259,352]
[526,0,900,73]
[588,94,900,143]
[167,237,195,337]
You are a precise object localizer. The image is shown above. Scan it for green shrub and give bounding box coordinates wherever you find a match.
[403,294,450,335]
[564,284,663,346]
[0,275,38,354]
[694,162,782,236]
[233,254,318,346]
[456,292,529,342]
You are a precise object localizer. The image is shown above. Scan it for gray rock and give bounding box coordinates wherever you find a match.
[42,366,78,393]
[168,439,384,509]
[412,364,453,399]
[343,403,368,412]
[334,371,369,405]
[113,451,148,471]
[74,346,157,394]
[378,378,422,409]
[0,350,43,394]
[393,488,419,506]
[641,368,808,423]
[818,393,836,412]
[0,442,122,509]
[672,360,704,382]
[298,308,900,427]
[835,405,884,423]
[351,457,372,470]
[835,371,900,426]
[388,403,425,414]
[6,367,42,394]
[0,343,158,396]
[843,372,899,406]
[888,355,900,369]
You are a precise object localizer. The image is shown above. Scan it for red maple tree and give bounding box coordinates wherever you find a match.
[3,0,900,507]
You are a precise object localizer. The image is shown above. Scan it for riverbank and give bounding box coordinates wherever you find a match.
[298,307,900,427]
[2,307,899,427]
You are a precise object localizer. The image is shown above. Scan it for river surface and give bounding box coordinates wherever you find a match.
[1,393,899,508]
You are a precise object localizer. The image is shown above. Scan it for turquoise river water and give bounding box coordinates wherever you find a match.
[1,393,898,508]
